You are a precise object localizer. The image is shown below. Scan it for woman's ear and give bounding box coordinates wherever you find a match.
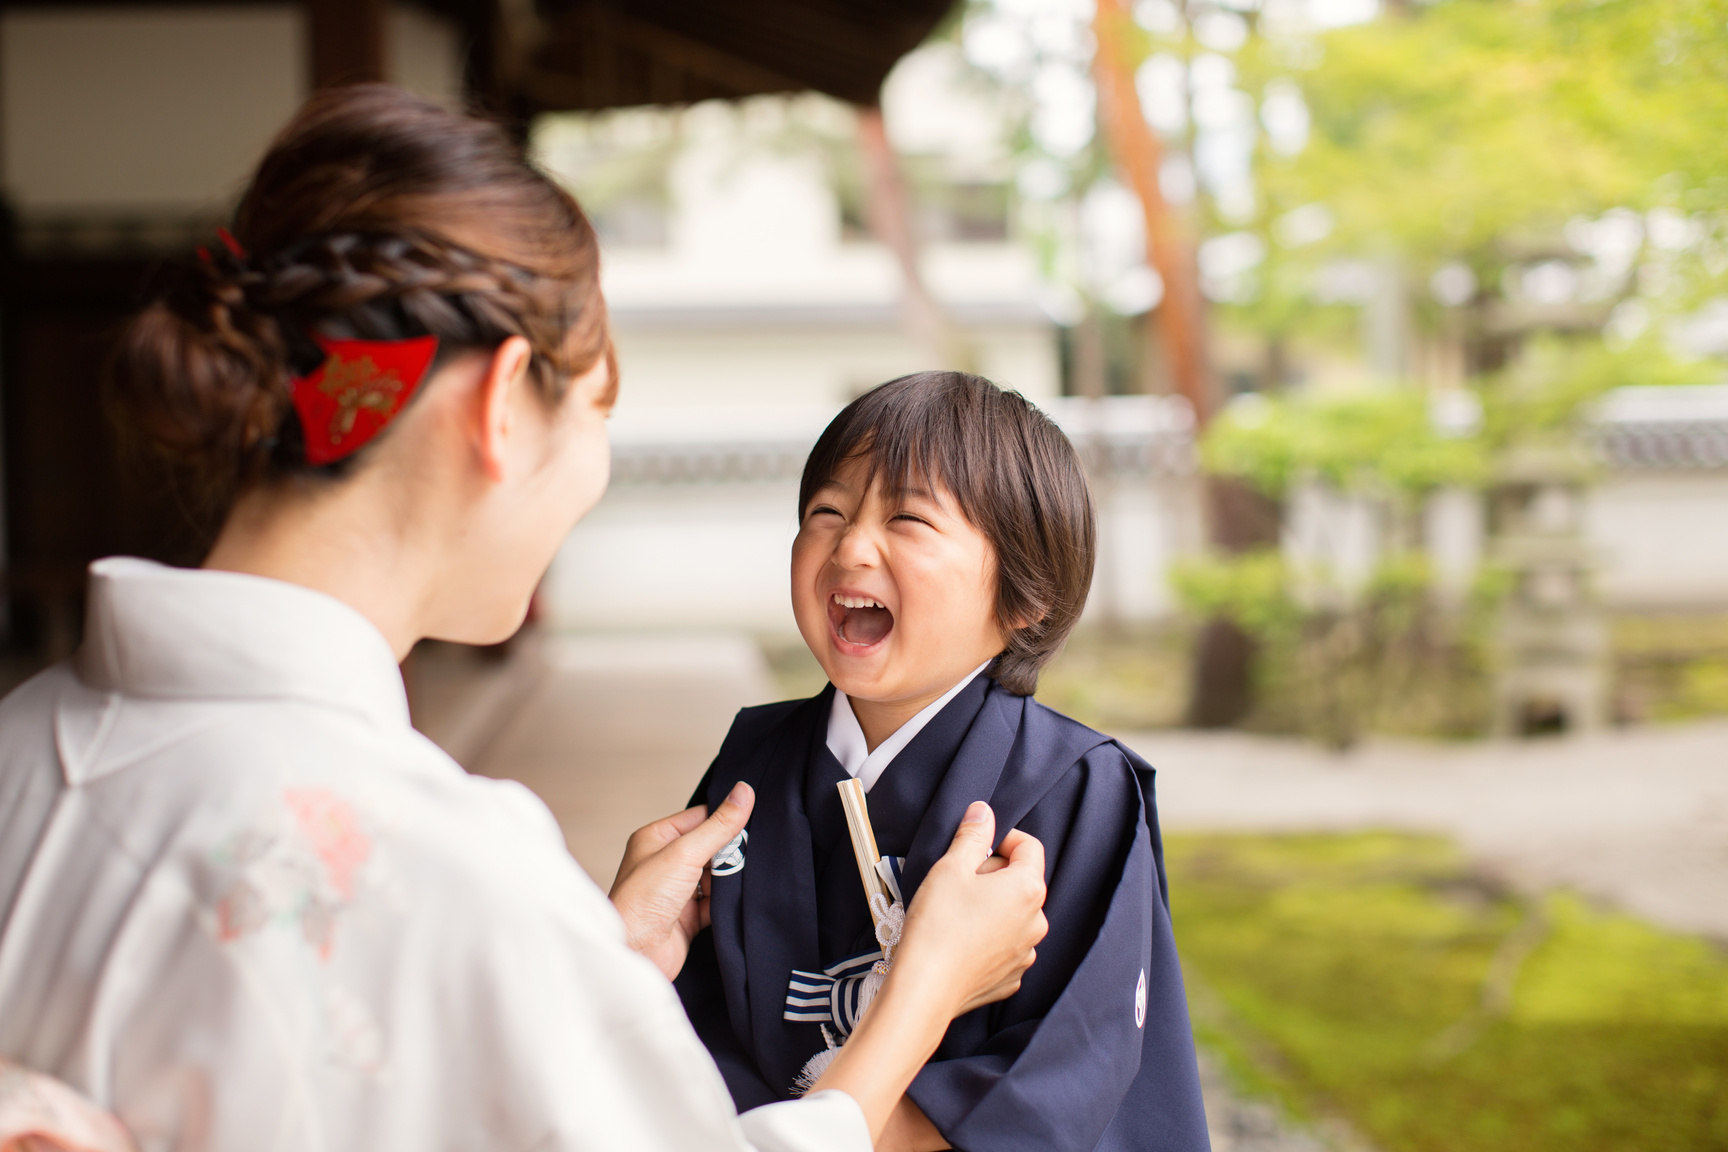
[476,336,534,481]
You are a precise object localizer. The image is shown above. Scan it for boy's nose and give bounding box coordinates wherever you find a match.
[833,523,882,569]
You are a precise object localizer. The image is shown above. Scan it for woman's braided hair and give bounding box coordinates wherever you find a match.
[114,84,612,495]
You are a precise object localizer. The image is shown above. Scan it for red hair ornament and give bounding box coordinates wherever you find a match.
[290,335,439,466]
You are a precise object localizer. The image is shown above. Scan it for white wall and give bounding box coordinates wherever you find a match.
[611,320,1058,412]
[543,481,803,633]
[542,472,1198,635]
[1588,473,1728,609]
[1083,479,1198,623]
[1278,474,1728,613]
[540,395,1203,635]
[1,4,464,216]
[542,465,1728,638]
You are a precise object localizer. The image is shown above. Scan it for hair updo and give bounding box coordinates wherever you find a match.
[112,83,612,497]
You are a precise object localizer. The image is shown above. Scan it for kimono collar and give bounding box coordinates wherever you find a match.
[826,659,993,792]
[75,557,409,728]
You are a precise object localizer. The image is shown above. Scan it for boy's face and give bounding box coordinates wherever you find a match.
[792,455,1008,707]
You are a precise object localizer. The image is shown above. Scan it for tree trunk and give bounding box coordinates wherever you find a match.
[1093,0,1285,726]
[1090,0,1212,421]
[1185,476,1283,727]
[855,106,973,372]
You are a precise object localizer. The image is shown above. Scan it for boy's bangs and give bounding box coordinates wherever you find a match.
[800,384,986,521]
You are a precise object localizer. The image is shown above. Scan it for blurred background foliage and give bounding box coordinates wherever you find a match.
[955,0,1728,742]
[1169,550,1501,747]
[1202,390,1491,495]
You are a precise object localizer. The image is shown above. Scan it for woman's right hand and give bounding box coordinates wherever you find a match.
[806,802,1046,1145]
[892,801,1048,1018]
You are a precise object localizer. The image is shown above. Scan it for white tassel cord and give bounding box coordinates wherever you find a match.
[802,790,904,1098]
[792,894,906,1095]
[794,1025,841,1094]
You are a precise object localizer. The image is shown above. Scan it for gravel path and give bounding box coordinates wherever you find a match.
[1126,720,1728,940]
[1198,1050,1344,1152]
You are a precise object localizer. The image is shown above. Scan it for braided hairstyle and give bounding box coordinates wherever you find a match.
[113,84,612,496]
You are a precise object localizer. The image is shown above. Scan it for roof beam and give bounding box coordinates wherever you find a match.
[306,0,387,88]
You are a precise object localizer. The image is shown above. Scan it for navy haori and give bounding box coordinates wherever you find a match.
[674,674,1212,1152]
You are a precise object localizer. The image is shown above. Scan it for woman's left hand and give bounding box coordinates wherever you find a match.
[609,782,754,980]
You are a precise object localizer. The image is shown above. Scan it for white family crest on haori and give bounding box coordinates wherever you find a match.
[1135,969,1147,1029]
[711,829,748,876]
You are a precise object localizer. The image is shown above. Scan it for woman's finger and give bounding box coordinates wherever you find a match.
[892,809,1050,1021]
[665,782,753,868]
[614,803,708,889]
[608,783,754,981]
[996,828,1047,883]
[946,800,996,865]
[661,803,713,837]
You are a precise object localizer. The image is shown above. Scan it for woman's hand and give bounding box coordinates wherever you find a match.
[609,782,754,980]
[809,801,1047,1145]
[891,800,1048,1015]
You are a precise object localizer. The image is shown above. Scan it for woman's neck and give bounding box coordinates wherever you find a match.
[204,478,434,661]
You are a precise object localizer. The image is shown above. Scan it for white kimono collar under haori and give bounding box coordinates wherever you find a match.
[62,557,410,786]
[825,659,992,793]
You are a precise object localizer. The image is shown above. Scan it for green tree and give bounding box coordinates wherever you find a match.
[1239,0,1728,361]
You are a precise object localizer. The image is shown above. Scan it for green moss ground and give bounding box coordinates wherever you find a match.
[1166,833,1728,1152]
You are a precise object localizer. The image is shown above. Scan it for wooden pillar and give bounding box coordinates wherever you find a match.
[462,0,507,116]
[307,0,388,88]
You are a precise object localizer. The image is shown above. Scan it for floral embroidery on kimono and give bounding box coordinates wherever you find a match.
[209,788,372,959]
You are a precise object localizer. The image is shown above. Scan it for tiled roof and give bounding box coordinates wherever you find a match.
[1590,385,1728,471]
[607,395,1199,485]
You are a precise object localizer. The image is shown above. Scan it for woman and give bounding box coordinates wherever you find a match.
[0,86,1047,1151]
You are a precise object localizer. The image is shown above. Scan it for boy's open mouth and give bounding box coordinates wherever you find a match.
[829,592,894,648]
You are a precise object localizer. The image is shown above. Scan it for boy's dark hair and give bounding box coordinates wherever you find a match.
[798,371,1096,696]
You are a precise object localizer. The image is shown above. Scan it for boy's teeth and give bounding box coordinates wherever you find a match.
[833,594,885,610]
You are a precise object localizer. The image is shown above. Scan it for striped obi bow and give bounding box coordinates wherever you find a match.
[783,855,905,1037]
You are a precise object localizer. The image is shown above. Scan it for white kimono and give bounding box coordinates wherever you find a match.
[0,558,869,1152]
